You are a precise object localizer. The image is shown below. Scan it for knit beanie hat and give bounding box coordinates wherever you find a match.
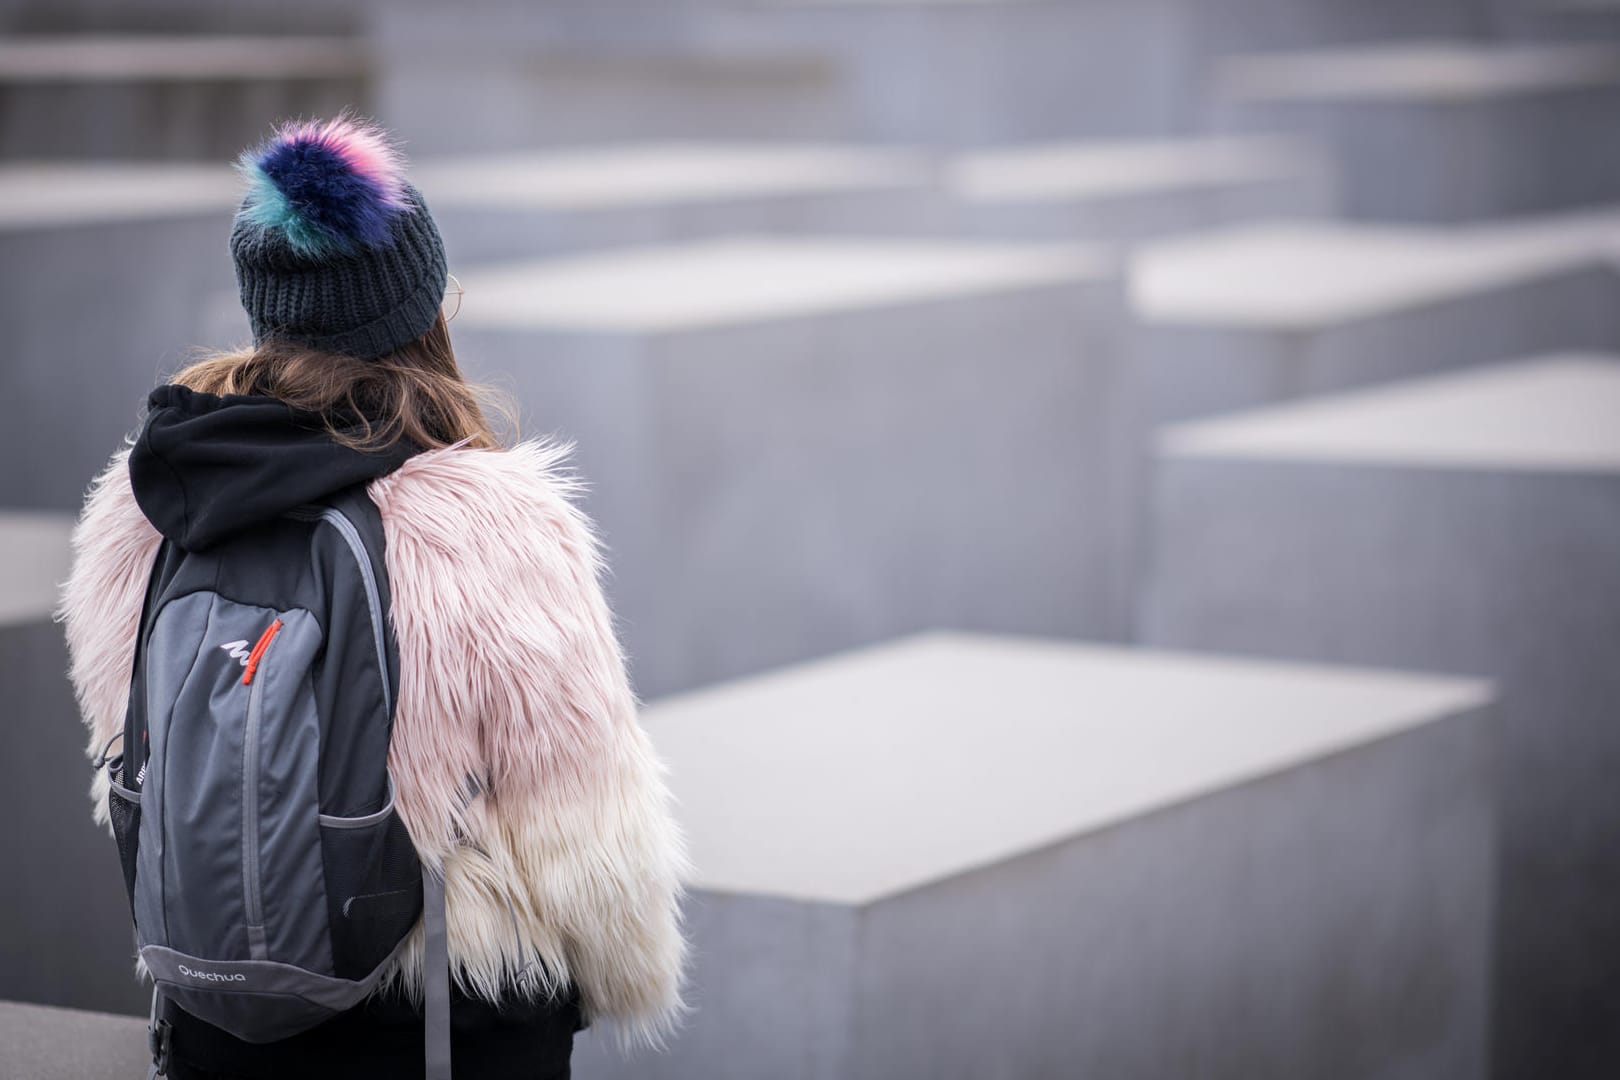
[229,112,448,361]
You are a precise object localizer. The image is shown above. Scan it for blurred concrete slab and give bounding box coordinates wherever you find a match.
[374,0,1192,150]
[734,0,1192,144]
[450,237,1126,697]
[0,512,149,1018]
[0,512,74,630]
[1129,220,1620,425]
[415,142,946,262]
[0,35,370,160]
[1175,0,1480,55]
[945,134,1335,243]
[0,1000,150,1079]
[1141,355,1620,1079]
[574,631,1494,1080]
[373,4,851,153]
[1492,0,1620,39]
[0,163,239,511]
[1212,41,1620,220]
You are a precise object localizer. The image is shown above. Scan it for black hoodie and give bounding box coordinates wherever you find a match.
[128,384,425,551]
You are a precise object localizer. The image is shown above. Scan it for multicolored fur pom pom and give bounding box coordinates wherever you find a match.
[236,111,411,258]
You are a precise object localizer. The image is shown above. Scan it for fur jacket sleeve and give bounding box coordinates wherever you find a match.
[54,437,692,1053]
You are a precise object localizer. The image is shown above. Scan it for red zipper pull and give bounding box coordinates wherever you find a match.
[242,619,283,686]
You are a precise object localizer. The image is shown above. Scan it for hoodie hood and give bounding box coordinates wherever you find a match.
[129,383,424,551]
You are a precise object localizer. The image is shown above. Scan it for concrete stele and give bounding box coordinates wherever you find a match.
[413,142,933,210]
[454,236,1110,333]
[1218,40,1620,104]
[0,164,239,230]
[0,512,74,629]
[0,35,364,82]
[1144,352,1620,1078]
[1159,353,1620,474]
[0,1001,153,1080]
[947,134,1326,204]
[643,631,1491,905]
[1129,220,1605,330]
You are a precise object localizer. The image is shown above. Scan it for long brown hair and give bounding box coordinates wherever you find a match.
[164,311,518,453]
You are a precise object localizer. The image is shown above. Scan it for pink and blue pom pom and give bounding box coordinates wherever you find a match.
[236,111,411,258]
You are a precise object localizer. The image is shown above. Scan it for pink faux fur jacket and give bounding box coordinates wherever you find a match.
[54,436,692,1052]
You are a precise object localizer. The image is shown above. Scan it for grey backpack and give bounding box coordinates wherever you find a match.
[97,484,453,1078]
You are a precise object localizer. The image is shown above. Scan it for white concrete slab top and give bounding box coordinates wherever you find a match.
[456,237,1108,332]
[947,135,1325,204]
[643,631,1490,904]
[1219,40,1620,104]
[0,164,239,230]
[1129,221,1601,330]
[0,36,363,82]
[1160,354,1620,474]
[414,143,931,210]
[0,511,75,629]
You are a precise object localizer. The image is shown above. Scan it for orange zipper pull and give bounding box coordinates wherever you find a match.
[242,618,283,685]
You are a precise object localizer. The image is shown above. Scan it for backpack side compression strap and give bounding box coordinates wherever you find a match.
[424,867,451,1080]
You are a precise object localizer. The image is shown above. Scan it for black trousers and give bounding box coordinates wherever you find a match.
[159,981,584,1080]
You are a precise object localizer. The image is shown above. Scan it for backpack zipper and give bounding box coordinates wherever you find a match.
[241,618,282,960]
[242,619,281,685]
[236,502,389,959]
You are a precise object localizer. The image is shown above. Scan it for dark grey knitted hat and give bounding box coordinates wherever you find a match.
[229,113,448,361]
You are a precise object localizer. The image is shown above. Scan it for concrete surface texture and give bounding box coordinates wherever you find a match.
[944,134,1336,241]
[0,1001,152,1080]
[451,237,1128,698]
[1212,40,1620,220]
[1141,355,1620,1078]
[1216,40,1620,102]
[371,0,1192,149]
[456,235,1108,331]
[0,162,239,228]
[0,34,370,160]
[0,167,236,510]
[415,142,947,261]
[0,511,73,629]
[570,631,1495,1080]
[371,3,851,152]
[1128,219,1620,424]
[644,631,1492,903]
[0,513,151,1018]
[1158,352,1620,470]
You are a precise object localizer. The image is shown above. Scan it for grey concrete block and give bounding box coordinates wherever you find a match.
[944,134,1336,244]
[0,164,240,510]
[574,632,1495,1080]
[733,0,1194,145]
[1140,355,1620,1079]
[372,0,1193,150]
[1175,0,1481,54]
[0,1001,151,1079]
[1211,41,1620,221]
[449,237,1128,697]
[0,513,149,1018]
[0,35,370,160]
[1488,0,1620,41]
[371,4,851,153]
[414,143,948,263]
[1129,221,1620,426]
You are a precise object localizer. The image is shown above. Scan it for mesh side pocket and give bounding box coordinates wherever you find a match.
[105,759,141,918]
[321,809,423,980]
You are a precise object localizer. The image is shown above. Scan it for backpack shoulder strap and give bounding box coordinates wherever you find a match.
[423,866,451,1080]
